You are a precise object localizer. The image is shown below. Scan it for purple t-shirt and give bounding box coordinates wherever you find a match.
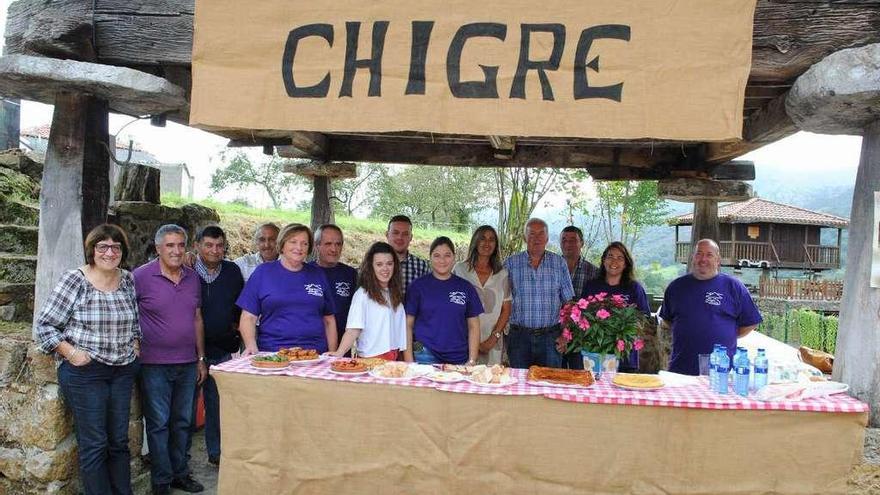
[133,260,201,365]
[308,261,357,338]
[659,273,762,375]
[236,260,336,352]
[405,273,484,364]
[581,279,651,370]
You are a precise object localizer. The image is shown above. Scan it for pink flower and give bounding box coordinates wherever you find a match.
[616,339,626,352]
[596,309,611,320]
[595,292,607,302]
[570,306,582,321]
[577,318,590,330]
[562,328,573,342]
[633,339,644,351]
[611,294,626,307]
[577,298,589,309]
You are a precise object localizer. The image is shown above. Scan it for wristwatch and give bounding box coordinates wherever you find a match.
[493,331,502,339]
[197,356,206,362]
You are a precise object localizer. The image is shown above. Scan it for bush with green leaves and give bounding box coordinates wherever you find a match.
[757,307,838,353]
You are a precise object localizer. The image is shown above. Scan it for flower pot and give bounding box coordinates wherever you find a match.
[581,351,619,377]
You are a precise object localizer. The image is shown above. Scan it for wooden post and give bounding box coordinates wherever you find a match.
[691,199,720,246]
[310,175,334,232]
[833,120,880,425]
[0,98,20,150]
[33,93,109,326]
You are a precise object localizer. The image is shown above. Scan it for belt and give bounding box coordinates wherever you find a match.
[510,324,559,336]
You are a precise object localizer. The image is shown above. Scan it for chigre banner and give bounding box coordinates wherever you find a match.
[190,0,755,141]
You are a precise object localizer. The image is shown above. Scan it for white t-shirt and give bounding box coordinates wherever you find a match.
[347,287,407,357]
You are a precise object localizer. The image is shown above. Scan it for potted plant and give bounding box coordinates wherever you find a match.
[558,292,646,376]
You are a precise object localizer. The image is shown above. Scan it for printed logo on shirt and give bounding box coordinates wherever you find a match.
[335,282,352,298]
[705,291,723,306]
[304,283,324,297]
[448,291,467,305]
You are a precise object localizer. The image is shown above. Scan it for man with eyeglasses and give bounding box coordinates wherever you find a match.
[134,224,207,494]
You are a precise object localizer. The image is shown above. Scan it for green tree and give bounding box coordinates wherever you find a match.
[210,151,302,209]
[331,163,383,216]
[495,167,570,257]
[372,166,492,231]
[567,173,670,252]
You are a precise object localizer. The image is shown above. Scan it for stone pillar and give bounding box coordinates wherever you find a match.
[691,199,720,246]
[0,98,20,150]
[786,43,880,425]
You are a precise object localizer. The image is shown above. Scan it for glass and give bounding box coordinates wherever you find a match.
[698,353,710,376]
[96,243,122,254]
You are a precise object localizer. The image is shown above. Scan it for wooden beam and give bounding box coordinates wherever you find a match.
[706,91,797,163]
[285,161,357,179]
[310,176,334,233]
[276,131,328,160]
[328,138,697,170]
[488,135,516,160]
[657,178,753,202]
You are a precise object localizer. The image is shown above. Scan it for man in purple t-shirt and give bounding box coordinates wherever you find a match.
[134,225,206,495]
[308,225,357,345]
[659,239,762,376]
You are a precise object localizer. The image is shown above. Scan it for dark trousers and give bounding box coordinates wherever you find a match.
[506,325,563,369]
[58,359,140,495]
[188,353,230,459]
[140,363,197,486]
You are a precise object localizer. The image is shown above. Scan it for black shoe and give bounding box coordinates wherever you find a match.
[171,475,204,493]
[151,484,170,495]
[208,455,220,466]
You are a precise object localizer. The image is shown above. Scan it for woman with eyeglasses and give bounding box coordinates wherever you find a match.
[35,224,142,495]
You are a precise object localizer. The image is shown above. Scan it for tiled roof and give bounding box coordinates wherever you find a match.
[21,125,147,152]
[671,197,849,228]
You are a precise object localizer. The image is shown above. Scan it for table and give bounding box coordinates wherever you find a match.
[213,357,868,494]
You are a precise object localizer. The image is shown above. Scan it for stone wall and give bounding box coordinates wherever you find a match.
[113,201,220,269]
[0,325,150,494]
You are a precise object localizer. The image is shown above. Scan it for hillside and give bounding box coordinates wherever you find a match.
[161,195,472,266]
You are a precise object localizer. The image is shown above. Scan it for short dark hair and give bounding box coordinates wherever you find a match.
[561,225,584,243]
[84,224,130,266]
[195,225,225,243]
[315,224,343,244]
[429,236,455,255]
[387,215,413,231]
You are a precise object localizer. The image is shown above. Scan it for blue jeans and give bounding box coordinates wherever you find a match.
[413,346,442,364]
[140,363,197,486]
[188,354,230,459]
[506,325,563,369]
[58,358,140,495]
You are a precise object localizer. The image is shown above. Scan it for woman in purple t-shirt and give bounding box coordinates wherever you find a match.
[404,237,483,365]
[237,223,338,354]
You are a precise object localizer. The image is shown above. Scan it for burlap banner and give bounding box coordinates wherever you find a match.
[191,0,755,140]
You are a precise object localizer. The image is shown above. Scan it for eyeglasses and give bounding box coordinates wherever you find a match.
[96,244,123,254]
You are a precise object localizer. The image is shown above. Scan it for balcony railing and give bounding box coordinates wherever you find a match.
[758,277,843,301]
[675,241,840,269]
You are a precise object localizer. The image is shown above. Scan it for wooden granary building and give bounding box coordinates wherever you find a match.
[671,197,848,271]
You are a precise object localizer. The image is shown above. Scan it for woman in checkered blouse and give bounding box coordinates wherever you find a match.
[35,224,141,495]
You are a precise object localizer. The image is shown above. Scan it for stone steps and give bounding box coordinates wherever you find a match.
[0,254,37,284]
[0,282,35,322]
[0,224,38,256]
[0,200,39,227]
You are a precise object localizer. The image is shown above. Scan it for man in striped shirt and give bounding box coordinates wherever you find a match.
[386,215,429,293]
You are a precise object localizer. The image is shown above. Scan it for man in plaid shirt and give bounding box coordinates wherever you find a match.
[504,218,574,369]
[560,225,598,368]
[386,215,429,293]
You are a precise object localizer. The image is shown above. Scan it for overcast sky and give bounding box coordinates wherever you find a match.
[0,0,864,211]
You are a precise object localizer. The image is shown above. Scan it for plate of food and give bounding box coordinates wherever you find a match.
[526,366,594,388]
[369,362,432,380]
[329,359,370,375]
[465,364,516,387]
[278,347,323,365]
[611,373,665,391]
[250,354,291,372]
[425,370,466,383]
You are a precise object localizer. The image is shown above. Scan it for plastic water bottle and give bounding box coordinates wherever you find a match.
[753,348,769,391]
[733,347,750,397]
[715,346,730,395]
[709,344,721,391]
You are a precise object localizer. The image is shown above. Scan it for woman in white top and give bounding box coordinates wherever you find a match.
[330,242,407,360]
[453,225,512,365]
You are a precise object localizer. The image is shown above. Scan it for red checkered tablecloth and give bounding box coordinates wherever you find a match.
[212,356,869,413]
